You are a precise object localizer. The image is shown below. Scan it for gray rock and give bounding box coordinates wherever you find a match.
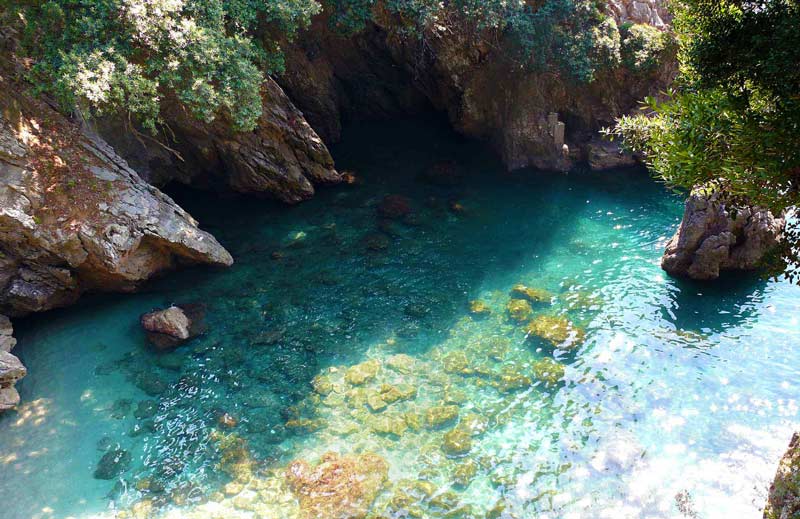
[585,138,639,170]
[662,187,784,280]
[0,315,24,412]
[0,87,233,317]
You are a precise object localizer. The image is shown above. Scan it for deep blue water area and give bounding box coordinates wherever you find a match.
[1,117,798,519]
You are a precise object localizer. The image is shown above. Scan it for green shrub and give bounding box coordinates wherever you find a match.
[621,23,671,73]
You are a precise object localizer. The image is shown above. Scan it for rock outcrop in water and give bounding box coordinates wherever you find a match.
[0,315,25,412]
[765,432,800,519]
[0,82,233,317]
[661,188,785,281]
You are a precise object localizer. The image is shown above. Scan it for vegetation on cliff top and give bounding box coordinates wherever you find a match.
[609,0,800,281]
[10,0,669,133]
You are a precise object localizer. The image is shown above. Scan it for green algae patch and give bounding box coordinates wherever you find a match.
[425,405,460,429]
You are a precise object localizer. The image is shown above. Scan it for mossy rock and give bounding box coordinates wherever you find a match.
[425,405,460,429]
[525,315,586,349]
[532,357,566,387]
[506,299,533,322]
[468,300,491,316]
[441,351,470,374]
[442,427,472,456]
[453,459,479,487]
[494,367,532,393]
[386,354,416,374]
[345,359,381,385]
[369,413,409,438]
[311,374,334,395]
[510,284,552,303]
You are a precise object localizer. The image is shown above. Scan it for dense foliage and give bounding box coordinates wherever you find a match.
[8,0,672,132]
[609,0,800,280]
[14,0,320,131]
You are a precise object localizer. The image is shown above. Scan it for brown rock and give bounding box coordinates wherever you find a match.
[378,195,413,220]
[286,451,389,519]
[140,304,206,350]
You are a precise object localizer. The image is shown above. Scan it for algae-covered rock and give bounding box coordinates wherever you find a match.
[494,367,532,393]
[311,374,334,395]
[441,351,470,375]
[369,413,409,438]
[386,354,416,374]
[525,315,586,349]
[469,300,491,316]
[366,392,388,412]
[510,284,552,303]
[286,451,389,519]
[285,418,326,434]
[425,405,460,429]
[94,448,132,479]
[485,336,511,362]
[532,357,566,387]
[345,359,381,385]
[506,299,533,322]
[453,459,479,487]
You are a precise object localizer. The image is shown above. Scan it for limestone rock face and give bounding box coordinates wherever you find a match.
[99,77,342,204]
[661,189,785,281]
[0,86,233,317]
[607,0,671,28]
[286,451,389,519]
[0,316,24,412]
[765,432,800,519]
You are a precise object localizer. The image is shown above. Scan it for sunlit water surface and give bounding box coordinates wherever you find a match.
[1,118,798,519]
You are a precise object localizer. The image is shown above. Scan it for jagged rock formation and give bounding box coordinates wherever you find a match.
[607,0,671,28]
[0,83,233,317]
[279,3,676,172]
[141,304,206,350]
[99,77,342,204]
[765,432,800,519]
[0,315,25,411]
[662,188,785,280]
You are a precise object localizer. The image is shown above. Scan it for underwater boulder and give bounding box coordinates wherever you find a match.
[510,284,552,304]
[442,427,472,456]
[421,160,463,186]
[94,448,132,480]
[345,359,381,386]
[525,315,585,350]
[506,299,533,323]
[140,304,206,350]
[468,300,491,316]
[377,195,413,220]
[286,451,389,519]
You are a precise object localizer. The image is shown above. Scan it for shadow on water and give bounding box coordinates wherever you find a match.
[662,271,770,334]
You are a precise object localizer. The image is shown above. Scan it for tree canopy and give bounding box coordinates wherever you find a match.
[608,0,800,280]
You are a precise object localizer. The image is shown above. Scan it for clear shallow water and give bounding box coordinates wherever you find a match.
[1,117,799,519]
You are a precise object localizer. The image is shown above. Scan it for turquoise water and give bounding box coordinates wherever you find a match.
[1,117,799,519]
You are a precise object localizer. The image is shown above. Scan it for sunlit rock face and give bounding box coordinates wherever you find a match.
[0,84,232,317]
[607,0,671,28]
[0,316,24,412]
[662,188,785,280]
[765,432,800,519]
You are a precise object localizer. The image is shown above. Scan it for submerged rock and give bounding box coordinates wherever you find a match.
[662,187,785,280]
[506,299,533,323]
[286,451,389,519]
[442,427,472,456]
[510,284,552,304]
[532,357,566,387]
[765,432,800,519]
[425,405,460,429]
[469,300,491,316]
[345,359,381,386]
[94,448,132,480]
[526,315,586,350]
[378,195,413,220]
[140,304,206,350]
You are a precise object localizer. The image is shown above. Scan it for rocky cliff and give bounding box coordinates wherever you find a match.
[661,188,785,281]
[0,80,233,317]
[98,77,342,204]
[0,315,24,411]
[278,1,676,173]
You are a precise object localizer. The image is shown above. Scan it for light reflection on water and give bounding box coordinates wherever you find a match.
[0,117,798,519]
